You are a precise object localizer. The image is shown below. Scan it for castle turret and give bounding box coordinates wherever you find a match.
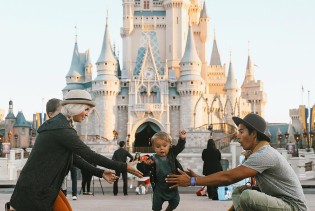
[93,15,120,139]
[199,1,209,81]
[207,31,227,94]
[85,49,93,82]
[240,51,267,116]
[13,111,31,148]
[224,57,238,120]
[5,100,15,142]
[164,0,190,75]
[178,25,205,129]
[121,1,134,79]
[63,38,91,94]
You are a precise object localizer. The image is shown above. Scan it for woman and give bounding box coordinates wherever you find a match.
[9,90,142,211]
[202,139,222,200]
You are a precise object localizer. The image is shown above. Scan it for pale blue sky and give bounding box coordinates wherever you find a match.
[0,0,314,123]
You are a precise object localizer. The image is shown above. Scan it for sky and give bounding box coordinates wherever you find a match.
[0,0,314,123]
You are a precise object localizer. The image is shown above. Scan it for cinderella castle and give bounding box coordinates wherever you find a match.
[62,0,266,152]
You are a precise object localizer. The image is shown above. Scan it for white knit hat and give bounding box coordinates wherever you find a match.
[61,90,96,107]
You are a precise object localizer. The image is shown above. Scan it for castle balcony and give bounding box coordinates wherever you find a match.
[134,103,163,118]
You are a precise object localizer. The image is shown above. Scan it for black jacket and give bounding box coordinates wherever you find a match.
[10,113,126,211]
[202,147,222,176]
[150,138,186,189]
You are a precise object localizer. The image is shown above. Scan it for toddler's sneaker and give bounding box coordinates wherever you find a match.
[135,187,140,194]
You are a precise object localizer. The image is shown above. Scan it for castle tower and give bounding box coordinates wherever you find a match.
[164,0,190,74]
[13,111,31,148]
[93,15,120,139]
[207,31,227,94]
[224,56,239,121]
[4,100,15,142]
[63,39,92,94]
[178,25,205,129]
[121,0,134,79]
[84,49,93,82]
[240,51,267,116]
[199,1,209,81]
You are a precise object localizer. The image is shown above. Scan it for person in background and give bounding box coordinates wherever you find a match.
[112,141,134,196]
[166,113,308,211]
[81,161,95,195]
[70,166,78,200]
[202,139,222,200]
[135,154,151,195]
[128,152,141,189]
[8,90,142,211]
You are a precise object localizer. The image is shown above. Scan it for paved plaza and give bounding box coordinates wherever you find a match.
[1,180,315,210]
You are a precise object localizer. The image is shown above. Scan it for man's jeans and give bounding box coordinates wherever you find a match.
[232,186,293,211]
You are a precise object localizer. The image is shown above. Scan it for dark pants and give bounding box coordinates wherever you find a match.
[207,185,218,200]
[82,171,93,192]
[113,170,128,195]
[70,166,77,196]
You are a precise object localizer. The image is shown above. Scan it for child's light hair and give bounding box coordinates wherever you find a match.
[151,131,172,146]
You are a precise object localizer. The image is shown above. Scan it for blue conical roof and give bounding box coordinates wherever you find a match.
[225,61,238,90]
[180,26,201,64]
[96,17,116,64]
[13,111,31,127]
[66,42,84,77]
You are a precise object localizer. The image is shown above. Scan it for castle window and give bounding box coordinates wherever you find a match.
[105,62,107,65]
[177,17,178,24]
[191,81,193,84]
[144,1,149,9]
[171,83,174,87]
[124,83,127,86]
[104,81,107,84]
[173,96,175,99]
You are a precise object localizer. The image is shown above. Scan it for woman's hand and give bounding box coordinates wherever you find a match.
[102,170,119,184]
[127,163,143,178]
[166,169,190,188]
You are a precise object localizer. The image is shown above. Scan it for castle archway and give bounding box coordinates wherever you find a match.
[133,122,161,153]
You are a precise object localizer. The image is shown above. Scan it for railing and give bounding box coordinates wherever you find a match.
[133,147,155,154]
[196,123,237,135]
[134,103,162,112]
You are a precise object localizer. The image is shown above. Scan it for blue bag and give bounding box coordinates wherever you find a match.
[218,185,233,201]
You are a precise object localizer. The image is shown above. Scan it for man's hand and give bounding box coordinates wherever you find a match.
[103,170,119,184]
[179,130,187,140]
[166,169,190,189]
[127,163,143,178]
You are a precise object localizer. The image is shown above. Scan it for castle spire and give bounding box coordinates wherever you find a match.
[200,1,208,18]
[180,25,201,65]
[97,13,116,64]
[66,38,81,77]
[224,52,238,90]
[5,100,15,119]
[210,29,221,66]
[243,42,255,84]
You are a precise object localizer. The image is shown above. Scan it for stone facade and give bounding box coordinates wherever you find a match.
[62,0,267,152]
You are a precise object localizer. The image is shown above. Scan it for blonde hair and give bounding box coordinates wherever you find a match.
[60,104,91,124]
[151,131,172,146]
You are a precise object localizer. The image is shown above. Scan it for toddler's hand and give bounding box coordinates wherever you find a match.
[179,130,187,140]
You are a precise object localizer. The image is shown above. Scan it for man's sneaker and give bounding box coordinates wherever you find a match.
[72,196,77,200]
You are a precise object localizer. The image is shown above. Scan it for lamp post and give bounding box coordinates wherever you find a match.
[284,132,289,148]
[208,124,213,139]
[294,132,301,157]
[277,133,283,148]
[311,131,315,151]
